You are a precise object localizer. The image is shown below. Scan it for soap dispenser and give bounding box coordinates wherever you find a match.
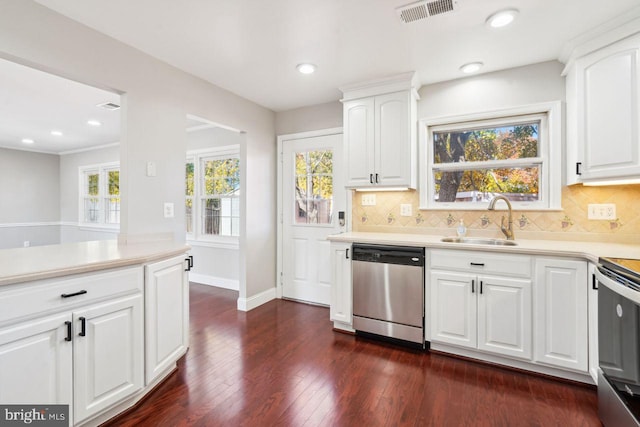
[457,219,467,237]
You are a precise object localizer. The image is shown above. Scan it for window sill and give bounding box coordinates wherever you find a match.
[76,223,120,232]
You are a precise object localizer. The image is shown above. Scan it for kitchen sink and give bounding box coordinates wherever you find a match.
[440,237,518,246]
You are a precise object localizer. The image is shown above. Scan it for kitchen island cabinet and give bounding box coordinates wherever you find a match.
[0,240,189,427]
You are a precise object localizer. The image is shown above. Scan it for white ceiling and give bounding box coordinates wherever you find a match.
[0,57,121,154]
[33,0,640,112]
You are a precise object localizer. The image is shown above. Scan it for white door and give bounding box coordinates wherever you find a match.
[144,255,189,384]
[0,313,73,405]
[429,270,477,349]
[281,132,345,305]
[477,275,532,360]
[73,294,143,424]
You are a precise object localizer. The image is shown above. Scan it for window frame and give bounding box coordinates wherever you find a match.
[419,101,562,211]
[78,161,120,229]
[186,146,240,249]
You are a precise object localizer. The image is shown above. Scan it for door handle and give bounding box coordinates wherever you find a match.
[375,173,379,183]
[79,317,86,337]
[65,321,72,342]
[471,279,475,293]
[480,281,484,294]
[346,248,350,259]
[61,290,87,298]
[369,173,374,184]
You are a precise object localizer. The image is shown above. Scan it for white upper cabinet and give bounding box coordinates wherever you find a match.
[341,72,419,189]
[565,31,640,184]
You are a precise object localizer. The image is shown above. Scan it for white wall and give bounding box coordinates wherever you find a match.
[0,1,276,304]
[275,101,343,135]
[59,144,120,243]
[417,61,565,118]
[0,147,60,248]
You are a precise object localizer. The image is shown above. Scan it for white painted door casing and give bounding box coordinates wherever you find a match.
[567,32,640,183]
[330,242,352,329]
[534,258,588,372]
[73,294,144,424]
[144,255,190,385]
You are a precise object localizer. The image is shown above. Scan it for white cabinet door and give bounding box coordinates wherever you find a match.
[430,270,476,349]
[73,294,144,424]
[330,242,352,328]
[575,33,640,181]
[344,98,375,187]
[0,313,72,406]
[375,91,411,187]
[145,256,189,384]
[534,258,588,372]
[477,275,532,360]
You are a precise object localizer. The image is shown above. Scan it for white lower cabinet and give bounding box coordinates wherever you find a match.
[0,266,145,426]
[144,255,190,384]
[73,294,144,424]
[430,269,532,360]
[588,262,599,382]
[534,258,588,373]
[330,242,352,330]
[0,312,73,406]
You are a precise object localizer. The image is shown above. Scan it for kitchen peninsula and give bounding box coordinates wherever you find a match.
[0,240,190,426]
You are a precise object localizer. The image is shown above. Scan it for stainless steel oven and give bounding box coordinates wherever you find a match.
[596,257,640,427]
[351,244,425,348]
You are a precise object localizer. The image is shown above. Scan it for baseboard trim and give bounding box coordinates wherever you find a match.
[188,273,239,291]
[237,287,276,312]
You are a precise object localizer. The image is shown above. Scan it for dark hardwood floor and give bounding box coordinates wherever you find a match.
[104,284,600,426]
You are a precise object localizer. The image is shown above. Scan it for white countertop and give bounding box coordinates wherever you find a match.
[328,232,640,263]
[0,240,190,287]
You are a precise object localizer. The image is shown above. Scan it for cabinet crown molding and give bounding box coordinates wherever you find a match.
[339,71,421,102]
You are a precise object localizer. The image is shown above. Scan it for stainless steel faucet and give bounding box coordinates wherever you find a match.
[488,195,515,240]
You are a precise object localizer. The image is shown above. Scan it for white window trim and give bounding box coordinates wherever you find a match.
[186,145,240,243]
[419,101,562,211]
[78,161,121,229]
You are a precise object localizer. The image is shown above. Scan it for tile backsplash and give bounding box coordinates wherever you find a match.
[351,184,640,243]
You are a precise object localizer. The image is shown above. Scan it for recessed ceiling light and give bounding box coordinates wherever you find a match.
[50,130,63,136]
[460,62,484,74]
[21,138,34,144]
[296,63,317,75]
[87,120,102,127]
[486,9,519,28]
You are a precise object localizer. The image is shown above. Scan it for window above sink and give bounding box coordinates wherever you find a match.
[419,101,562,211]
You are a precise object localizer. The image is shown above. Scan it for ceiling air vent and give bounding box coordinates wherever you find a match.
[96,102,121,110]
[396,0,457,24]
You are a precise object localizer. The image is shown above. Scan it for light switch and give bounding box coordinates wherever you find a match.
[146,161,156,177]
[587,203,616,220]
[361,194,376,206]
[400,204,412,216]
[164,202,174,218]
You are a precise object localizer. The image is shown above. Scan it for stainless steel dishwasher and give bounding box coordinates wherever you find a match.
[352,244,425,347]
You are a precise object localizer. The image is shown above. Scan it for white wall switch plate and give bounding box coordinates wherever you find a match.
[23,241,30,247]
[164,202,174,218]
[587,203,616,220]
[361,194,376,206]
[400,204,412,216]
[146,161,156,177]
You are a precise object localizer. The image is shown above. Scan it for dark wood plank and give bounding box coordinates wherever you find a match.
[102,284,600,427]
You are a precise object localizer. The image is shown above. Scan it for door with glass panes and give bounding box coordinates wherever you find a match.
[282,133,344,305]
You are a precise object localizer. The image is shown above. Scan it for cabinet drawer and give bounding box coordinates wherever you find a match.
[430,249,531,278]
[0,266,143,326]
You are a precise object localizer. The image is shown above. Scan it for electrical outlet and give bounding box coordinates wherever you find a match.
[400,204,412,216]
[23,241,30,247]
[588,203,616,220]
[164,202,175,218]
[361,194,376,206]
